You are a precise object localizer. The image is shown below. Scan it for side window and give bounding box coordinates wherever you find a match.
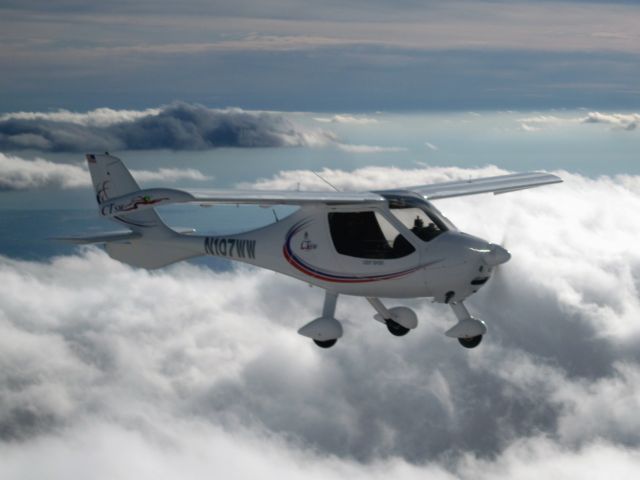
[390,207,445,242]
[328,211,415,259]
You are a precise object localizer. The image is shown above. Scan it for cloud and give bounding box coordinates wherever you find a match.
[0,103,337,152]
[336,144,407,154]
[243,164,507,191]
[0,153,210,190]
[424,142,438,151]
[582,112,640,131]
[0,107,161,127]
[3,167,640,476]
[314,114,379,125]
[517,112,640,131]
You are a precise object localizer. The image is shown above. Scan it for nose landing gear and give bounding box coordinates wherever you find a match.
[446,302,486,349]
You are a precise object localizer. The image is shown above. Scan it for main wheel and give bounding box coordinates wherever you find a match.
[314,338,338,349]
[458,335,483,349]
[386,319,410,337]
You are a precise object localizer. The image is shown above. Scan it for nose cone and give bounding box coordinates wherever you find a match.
[483,244,511,267]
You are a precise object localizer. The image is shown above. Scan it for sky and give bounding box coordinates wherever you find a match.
[2,1,640,479]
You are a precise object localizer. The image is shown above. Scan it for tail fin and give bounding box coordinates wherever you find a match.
[86,153,165,231]
[84,153,197,268]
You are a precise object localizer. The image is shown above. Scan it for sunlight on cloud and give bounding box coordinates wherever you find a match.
[2,167,640,477]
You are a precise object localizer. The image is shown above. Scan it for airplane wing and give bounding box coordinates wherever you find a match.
[187,189,386,205]
[93,172,560,219]
[399,172,562,200]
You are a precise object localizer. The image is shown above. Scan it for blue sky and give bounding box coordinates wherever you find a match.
[3,1,640,479]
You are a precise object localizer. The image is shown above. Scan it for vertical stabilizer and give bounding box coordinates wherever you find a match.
[86,153,165,231]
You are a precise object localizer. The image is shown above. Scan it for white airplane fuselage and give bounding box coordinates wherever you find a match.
[159,202,499,303]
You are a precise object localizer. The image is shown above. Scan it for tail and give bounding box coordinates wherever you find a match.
[82,153,198,268]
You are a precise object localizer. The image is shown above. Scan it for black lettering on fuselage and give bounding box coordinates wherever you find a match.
[203,237,256,259]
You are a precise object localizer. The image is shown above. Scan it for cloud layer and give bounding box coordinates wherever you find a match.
[0,103,336,152]
[518,111,640,132]
[2,166,640,477]
[0,153,210,190]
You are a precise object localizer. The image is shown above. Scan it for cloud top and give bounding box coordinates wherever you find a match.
[3,167,640,476]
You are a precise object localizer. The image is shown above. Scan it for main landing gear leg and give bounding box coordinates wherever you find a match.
[297,291,343,348]
[366,297,418,337]
[446,302,487,349]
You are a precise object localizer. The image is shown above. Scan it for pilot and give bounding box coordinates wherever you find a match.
[411,215,439,241]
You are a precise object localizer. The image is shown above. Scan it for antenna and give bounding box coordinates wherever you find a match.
[312,171,340,192]
[272,209,279,222]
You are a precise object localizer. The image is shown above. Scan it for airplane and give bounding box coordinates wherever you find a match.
[60,153,562,349]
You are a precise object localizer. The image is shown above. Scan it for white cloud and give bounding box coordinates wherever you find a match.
[424,142,438,151]
[517,112,640,131]
[130,168,211,183]
[243,165,506,191]
[336,144,407,154]
[314,114,379,125]
[0,107,161,127]
[3,167,640,476]
[0,153,89,190]
[582,112,640,131]
[0,153,210,190]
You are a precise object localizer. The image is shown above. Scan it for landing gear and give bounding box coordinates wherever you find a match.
[367,297,418,337]
[385,319,410,337]
[298,291,343,348]
[313,339,338,349]
[446,302,487,349]
[458,335,483,349]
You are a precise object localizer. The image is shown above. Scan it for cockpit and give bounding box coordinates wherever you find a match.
[385,193,457,242]
[326,193,457,260]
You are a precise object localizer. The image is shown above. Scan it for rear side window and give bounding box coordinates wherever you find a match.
[328,211,415,259]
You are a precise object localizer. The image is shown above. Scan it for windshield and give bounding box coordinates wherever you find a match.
[385,195,456,242]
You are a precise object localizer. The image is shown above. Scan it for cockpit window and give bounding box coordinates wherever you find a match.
[328,211,415,259]
[390,205,448,242]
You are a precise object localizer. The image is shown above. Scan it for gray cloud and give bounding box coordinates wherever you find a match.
[2,168,640,477]
[0,103,337,152]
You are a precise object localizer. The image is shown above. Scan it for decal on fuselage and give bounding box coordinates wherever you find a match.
[204,237,256,259]
[100,195,168,216]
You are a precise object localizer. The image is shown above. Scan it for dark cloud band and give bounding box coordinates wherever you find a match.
[0,103,335,152]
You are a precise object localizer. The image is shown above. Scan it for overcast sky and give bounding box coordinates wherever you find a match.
[2,0,640,111]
